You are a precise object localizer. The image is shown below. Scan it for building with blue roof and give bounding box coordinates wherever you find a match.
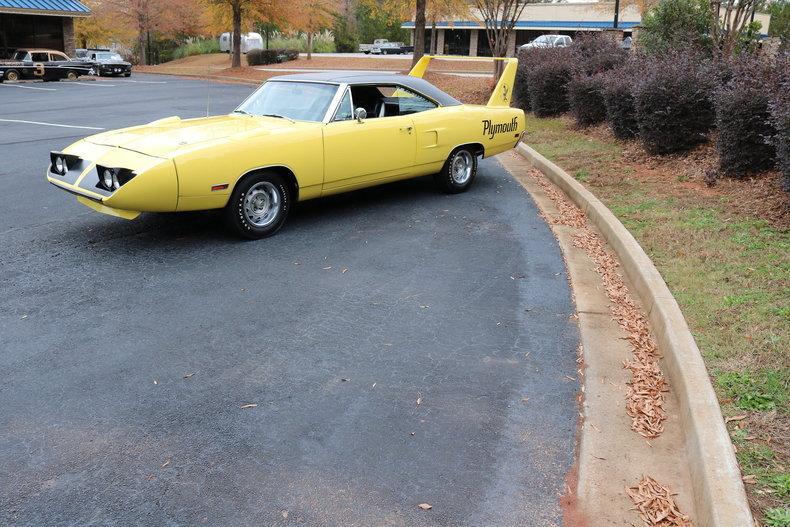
[0,0,91,58]
[401,1,770,56]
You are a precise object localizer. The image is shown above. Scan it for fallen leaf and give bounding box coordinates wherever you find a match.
[416,397,422,406]
[342,268,348,274]
[417,503,432,510]
[183,372,195,379]
[341,378,350,382]
[240,403,258,409]
[282,510,288,518]
[725,414,748,423]
[153,379,158,385]
[161,460,170,468]
[322,266,332,270]
[742,474,758,484]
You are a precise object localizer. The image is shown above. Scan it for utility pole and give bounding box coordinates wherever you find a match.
[613,0,620,28]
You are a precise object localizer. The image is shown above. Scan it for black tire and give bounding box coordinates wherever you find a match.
[434,147,479,194]
[5,69,19,82]
[222,172,291,239]
[124,72,131,77]
[66,70,78,81]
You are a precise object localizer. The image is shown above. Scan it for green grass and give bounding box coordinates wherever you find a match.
[170,39,221,61]
[523,113,790,522]
[765,507,790,527]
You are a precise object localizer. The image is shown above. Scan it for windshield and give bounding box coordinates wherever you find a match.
[97,53,123,60]
[534,36,550,44]
[12,51,30,60]
[235,81,338,122]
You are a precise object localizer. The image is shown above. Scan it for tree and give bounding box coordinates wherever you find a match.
[289,0,339,59]
[207,0,286,67]
[413,0,426,65]
[708,0,764,55]
[426,0,470,54]
[475,0,532,77]
[766,0,789,49]
[639,0,712,53]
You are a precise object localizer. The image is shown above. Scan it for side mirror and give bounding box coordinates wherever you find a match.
[354,107,367,123]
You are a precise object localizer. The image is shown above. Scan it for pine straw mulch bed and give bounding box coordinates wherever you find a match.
[575,119,790,231]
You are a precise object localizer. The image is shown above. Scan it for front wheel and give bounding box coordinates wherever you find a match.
[434,147,478,194]
[222,172,291,239]
[5,69,19,82]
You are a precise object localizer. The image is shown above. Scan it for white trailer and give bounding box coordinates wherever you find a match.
[219,32,264,54]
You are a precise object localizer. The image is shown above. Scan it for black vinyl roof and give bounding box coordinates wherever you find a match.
[268,71,462,107]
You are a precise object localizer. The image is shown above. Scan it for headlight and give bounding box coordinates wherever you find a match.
[102,169,114,190]
[49,151,79,175]
[95,165,136,192]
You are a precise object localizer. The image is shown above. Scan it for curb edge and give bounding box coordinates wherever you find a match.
[516,142,753,527]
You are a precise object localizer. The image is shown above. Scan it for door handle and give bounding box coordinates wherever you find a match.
[400,126,413,134]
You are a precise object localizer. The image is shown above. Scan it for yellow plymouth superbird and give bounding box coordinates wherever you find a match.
[47,56,526,239]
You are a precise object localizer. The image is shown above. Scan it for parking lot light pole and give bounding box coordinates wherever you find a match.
[613,0,620,29]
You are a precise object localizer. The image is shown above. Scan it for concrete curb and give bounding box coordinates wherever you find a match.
[516,143,753,527]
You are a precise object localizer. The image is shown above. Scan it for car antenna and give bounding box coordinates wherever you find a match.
[205,64,211,117]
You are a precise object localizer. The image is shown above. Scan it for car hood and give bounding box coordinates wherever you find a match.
[85,115,303,158]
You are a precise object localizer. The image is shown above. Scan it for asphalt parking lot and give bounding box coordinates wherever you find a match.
[0,74,579,526]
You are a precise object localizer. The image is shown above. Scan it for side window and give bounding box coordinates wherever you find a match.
[388,87,437,116]
[31,52,49,62]
[332,89,353,121]
[50,53,67,61]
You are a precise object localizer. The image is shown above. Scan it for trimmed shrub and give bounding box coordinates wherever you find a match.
[601,69,639,139]
[632,52,717,154]
[570,33,626,75]
[568,74,607,126]
[246,48,299,66]
[715,57,778,176]
[769,57,790,194]
[514,48,531,111]
[526,48,574,117]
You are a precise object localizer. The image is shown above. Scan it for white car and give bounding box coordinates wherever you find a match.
[520,35,572,50]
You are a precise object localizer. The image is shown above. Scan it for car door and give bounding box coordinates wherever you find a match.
[322,85,417,192]
[29,52,49,79]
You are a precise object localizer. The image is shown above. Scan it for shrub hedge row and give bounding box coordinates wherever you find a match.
[246,48,299,66]
[770,59,790,193]
[513,34,786,186]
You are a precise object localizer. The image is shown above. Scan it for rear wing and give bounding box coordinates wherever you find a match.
[408,55,518,108]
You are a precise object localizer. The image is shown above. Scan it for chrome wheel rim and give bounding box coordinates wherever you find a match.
[243,181,281,227]
[450,150,473,185]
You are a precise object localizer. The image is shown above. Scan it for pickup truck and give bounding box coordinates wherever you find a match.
[359,39,390,54]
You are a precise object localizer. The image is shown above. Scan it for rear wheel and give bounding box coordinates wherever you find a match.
[222,172,291,239]
[434,147,478,194]
[66,70,78,81]
[5,69,19,82]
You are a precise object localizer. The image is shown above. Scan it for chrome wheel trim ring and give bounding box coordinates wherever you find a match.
[243,181,281,228]
[450,150,473,185]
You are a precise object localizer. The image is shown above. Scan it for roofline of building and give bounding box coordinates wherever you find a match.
[0,7,91,17]
[401,21,640,29]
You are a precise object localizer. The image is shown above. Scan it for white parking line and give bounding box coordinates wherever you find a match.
[0,119,105,130]
[70,82,116,87]
[0,83,56,91]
